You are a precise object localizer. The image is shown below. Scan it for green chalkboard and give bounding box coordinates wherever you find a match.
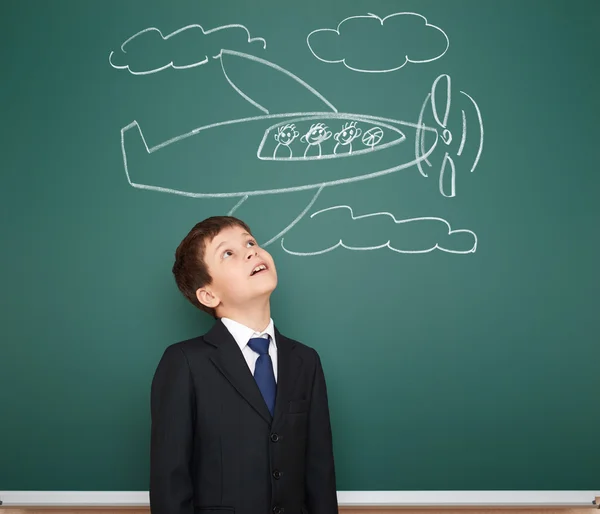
[1,0,599,492]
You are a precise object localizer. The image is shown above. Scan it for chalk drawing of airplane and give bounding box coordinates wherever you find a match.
[119,49,483,246]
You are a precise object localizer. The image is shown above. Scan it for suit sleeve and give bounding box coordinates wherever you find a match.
[150,345,195,514]
[305,350,338,514]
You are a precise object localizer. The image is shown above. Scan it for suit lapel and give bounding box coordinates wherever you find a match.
[206,320,272,425]
[272,327,302,430]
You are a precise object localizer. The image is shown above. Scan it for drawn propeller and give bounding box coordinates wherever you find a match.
[416,74,484,197]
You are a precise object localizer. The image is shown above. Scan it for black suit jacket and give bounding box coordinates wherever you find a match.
[150,320,338,514]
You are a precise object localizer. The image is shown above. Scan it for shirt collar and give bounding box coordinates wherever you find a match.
[220,317,276,352]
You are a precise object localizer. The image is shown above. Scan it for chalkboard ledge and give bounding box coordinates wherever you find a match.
[0,491,598,508]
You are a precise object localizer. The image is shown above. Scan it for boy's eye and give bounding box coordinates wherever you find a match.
[247,240,256,247]
[223,250,233,259]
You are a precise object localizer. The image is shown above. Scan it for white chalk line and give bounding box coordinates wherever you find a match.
[431,74,451,128]
[439,152,456,198]
[441,129,452,145]
[228,195,248,215]
[280,205,477,256]
[108,51,209,76]
[460,90,484,172]
[216,50,338,113]
[416,92,432,177]
[261,185,325,247]
[108,23,266,75]
[218,52,269,114]
[458,109,467,156]
[306,12,449,73]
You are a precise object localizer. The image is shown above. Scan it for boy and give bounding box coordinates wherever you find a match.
[150,216,338,514]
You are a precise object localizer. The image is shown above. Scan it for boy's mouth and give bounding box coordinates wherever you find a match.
[250,263,268,276]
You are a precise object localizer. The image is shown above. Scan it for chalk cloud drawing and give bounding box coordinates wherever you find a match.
[110,17,483,255]
[108,23,266,75]
[307,12,449,73]
[281,205,477,256]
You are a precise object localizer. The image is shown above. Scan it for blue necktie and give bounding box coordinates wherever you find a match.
[247,337,276,416]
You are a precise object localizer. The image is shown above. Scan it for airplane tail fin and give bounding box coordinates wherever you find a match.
[120,120,151,190]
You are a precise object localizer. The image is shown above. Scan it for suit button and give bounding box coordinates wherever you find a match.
[273,507,284,514]
[270,433,280,442]
[273,469,282,479]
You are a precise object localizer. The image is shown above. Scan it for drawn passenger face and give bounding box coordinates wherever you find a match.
[301,123,332,145]
[274,124,299,146]
[334,121,362,145]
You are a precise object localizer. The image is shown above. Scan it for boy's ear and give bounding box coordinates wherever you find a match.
[196,287,220,309]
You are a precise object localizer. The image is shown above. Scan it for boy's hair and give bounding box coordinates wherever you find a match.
[172,216,253,318]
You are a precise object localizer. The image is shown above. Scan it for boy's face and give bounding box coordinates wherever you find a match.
[197,225,277,312]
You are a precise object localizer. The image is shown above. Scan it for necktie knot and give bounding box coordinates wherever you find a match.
[248,337,270,356]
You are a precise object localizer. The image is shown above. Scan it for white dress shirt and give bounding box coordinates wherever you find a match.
[220,317,278,382]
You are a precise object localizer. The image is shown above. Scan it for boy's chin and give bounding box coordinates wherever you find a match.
[250,277,278,296]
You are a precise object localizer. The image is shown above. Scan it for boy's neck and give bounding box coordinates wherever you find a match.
[218,299,272,333]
